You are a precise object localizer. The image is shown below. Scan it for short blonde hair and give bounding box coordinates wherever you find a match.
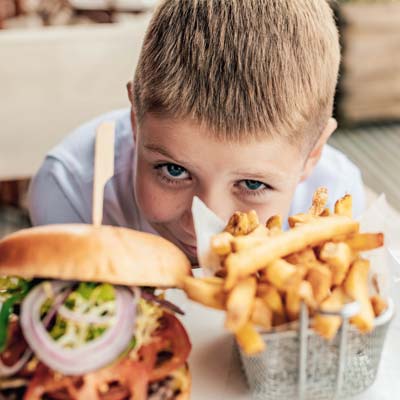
[133,0,340,147]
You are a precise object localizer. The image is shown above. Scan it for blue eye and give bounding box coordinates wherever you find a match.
[158,163,190,180]
[167,164,185,177]
[242,180,265,191]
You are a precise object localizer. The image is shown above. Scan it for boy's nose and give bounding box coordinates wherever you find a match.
[194,191,230,223]
[180,207,195,238]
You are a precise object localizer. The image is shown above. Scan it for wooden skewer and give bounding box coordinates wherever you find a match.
[92,121,115,226]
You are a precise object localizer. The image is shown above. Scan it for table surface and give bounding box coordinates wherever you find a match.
[167,267,400,400]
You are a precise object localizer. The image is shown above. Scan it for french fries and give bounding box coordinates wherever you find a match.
[370,295,388,317]
[183,277,225,310]
[285,247,316,267]
[344,233,384,252]
[251,298,273,330]
[286,281,315,321]
[344,259,375,333]
[235,322,266,354]
[306,263,332,304]
[225,215,359,290]
[257,284,286,325]
[334,194,352,218]
[224,210,259,236]
[262,259,297,290]
[309,187,328,216]
[319,241,353,286]
[211,231,233,256]
[183,188,387,355]
[225,277,257,332]
[313,287,349,340]
[266,215,282,231]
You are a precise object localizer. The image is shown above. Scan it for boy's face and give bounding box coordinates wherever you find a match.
[133,114,322,263]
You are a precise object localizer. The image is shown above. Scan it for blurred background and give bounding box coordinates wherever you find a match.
[0,0,399,240]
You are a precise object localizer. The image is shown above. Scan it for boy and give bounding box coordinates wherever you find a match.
[29,0,364,264]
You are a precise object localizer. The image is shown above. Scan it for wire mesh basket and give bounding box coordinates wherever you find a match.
[237,299,394,400]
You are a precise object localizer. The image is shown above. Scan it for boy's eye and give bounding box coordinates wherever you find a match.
[240,180,266,191]
[160,163,190,180]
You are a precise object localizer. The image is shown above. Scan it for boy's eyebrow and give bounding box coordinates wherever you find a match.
[144,144,175,158]
[232,168,286,181]
[143,144,190,166]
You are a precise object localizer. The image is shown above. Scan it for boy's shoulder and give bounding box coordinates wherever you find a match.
[291,145,365,217]
[48,108,133,178]
[28,109,137,226]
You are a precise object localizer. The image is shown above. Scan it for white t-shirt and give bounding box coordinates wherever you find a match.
[28,109,365,230]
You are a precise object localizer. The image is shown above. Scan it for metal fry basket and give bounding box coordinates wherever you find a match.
[237,300,394,400]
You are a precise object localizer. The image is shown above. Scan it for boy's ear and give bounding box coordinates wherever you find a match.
[126,81,134,104]
[300,118,337,182]
[126,81,138,141]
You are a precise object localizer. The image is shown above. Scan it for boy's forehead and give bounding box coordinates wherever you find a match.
[139,114,305,179]
[140,113,299,147]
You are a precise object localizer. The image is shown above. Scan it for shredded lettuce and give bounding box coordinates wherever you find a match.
[42,283,117,347]
[129,298,163,359]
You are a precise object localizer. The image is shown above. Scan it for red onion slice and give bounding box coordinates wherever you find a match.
[140,290,185,315]
[0,349,32,377]
[21,282,137,376]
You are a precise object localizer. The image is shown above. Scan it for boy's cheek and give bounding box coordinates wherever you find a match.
[135,178,188,223]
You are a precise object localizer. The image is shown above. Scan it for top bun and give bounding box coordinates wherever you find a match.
[0,224,192,288]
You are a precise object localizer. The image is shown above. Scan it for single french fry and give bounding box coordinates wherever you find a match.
[283,265,309,291]
[235,322,266,355]
[370,295,388,317]
[263,259,297,290]
[285,247,317,267]
[224,211,249,236]
[211,232,234,256]
[344,259,375,333]
[251,298,273,330]
[200,276,225,285]
[298,281,317,309]
[320,208,331,217]
[313,287,348,340]
[334,194,352,218]
[183,277,226,310]
[225,216,359,290]
[288,213,315,228]
[344,233,384,252]
[309,187,328,216]
[319,242,353,286]
[224,210,259,236]
[230,224,269,252]
[266,215,282,231]
[225,277,257,332]
[306,263,332,304]
[250,224,269,236]
[286,281,315,321]
[257,284,286,325]
[247,210,260,233]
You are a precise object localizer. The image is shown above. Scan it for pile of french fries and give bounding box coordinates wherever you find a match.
[184,188,387,355]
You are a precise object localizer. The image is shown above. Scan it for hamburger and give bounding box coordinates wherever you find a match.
[0,224,192,400]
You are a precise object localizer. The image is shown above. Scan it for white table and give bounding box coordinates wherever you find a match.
[167,268,400,400]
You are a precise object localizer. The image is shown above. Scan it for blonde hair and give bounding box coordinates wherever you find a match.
[133,0,340,147]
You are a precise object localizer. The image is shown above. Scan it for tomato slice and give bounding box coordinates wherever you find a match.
[24,312,191,399]
[140,312,191,382]
[24,358,150,400]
